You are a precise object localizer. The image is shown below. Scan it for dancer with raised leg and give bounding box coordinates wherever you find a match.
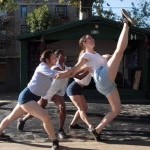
[56,9,135,141]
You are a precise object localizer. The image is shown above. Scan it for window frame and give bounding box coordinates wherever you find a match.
[21,5,27,18]
[55,5,67,17]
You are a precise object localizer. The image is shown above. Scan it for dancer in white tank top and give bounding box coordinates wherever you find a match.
[57,9,135,141]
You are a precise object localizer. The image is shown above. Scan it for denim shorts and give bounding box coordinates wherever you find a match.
[93,65,116,97]
[67,81,83,96]
[18,87,41,105]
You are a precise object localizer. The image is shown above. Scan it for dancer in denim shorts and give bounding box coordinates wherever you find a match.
[17,50,70,140]
[57,9,135,141]
[0,50,60,150]
[67,72,93,130]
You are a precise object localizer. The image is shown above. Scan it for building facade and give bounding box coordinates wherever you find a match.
[18,17,150,102]
[0,0,78,92]
[0,1,150,103]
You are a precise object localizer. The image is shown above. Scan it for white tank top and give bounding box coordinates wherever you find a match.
[80,52,107,76]
[74,74,92,86]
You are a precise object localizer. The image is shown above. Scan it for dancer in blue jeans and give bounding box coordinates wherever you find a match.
[56,9,135,141]
[0,50,60,150]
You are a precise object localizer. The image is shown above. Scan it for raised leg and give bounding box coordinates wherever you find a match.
[107,9,134,82]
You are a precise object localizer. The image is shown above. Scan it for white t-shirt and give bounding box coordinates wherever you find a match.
[80,52,107,76]
[74,74,92,86]
[43,62,71,101]
[51,62,71,71]
[52,62,71,94]
[27,62,57,97]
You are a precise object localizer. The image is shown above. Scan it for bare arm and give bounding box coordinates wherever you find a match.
[74,67,90,80]
[102,54,112,61]
[56,58,88,79]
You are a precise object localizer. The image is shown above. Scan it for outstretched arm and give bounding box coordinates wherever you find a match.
[56,58,88,79]
[74,67,91,80]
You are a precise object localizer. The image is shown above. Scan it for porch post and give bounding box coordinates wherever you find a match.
[20,41,28,90]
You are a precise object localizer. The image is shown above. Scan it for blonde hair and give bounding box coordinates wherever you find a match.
[79,35,86,50]
[78,35,88,61]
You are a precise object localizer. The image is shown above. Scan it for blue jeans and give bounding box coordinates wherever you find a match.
[93,65,116,97]
[18,87,40,105]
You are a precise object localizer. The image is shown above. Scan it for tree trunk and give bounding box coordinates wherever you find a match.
[79,0,93,20]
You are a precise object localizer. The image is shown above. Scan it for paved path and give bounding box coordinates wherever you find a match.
[0,97,150,150]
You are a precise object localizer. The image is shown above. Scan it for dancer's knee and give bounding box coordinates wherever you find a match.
[58,104,66,114]
[78,108,86,116]
[113,107,121,117]
[42,114,50,123]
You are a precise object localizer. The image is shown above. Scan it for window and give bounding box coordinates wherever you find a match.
[55,5,67,17]
[21,25,29,34]
[21,5,27,18]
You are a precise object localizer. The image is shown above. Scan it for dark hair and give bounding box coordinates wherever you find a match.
[40,49,54,62]
[54,49,64,58]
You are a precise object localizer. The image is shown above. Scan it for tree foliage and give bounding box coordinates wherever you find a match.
[93,0,118,20]
[0,0,18,12]
[60,0,149,27]
[60,0,119,20]
[26,4,62,33]
[131,0,150,27]
[59,0,79,6]
[1,0,149,28]
[60,0,94,19]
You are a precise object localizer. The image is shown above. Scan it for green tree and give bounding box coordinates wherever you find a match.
[131,0,150,27]
[0,0,18,12]
[60,0,149,28]
[93,0,149,27]
[93,0,119,20]
[60,0,120,20]
[26,4,62,33]
[60,0,94,19]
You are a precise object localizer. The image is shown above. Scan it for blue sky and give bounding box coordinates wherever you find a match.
[103,0,136,16]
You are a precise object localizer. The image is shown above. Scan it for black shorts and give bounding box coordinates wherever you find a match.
[18,87,40,105]
[66,81,83,96]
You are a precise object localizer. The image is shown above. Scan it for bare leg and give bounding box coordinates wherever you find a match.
[94,23,129,137]
[90,10,134,141]
[70,95,93,129]
[94,23,129,135]
[22,98,48,122]
[95,89,121,134]
[107,23,129,82]
[70,110,80,126]
[51,95,66,130]
[0,104,26,134]
[21,101,57,140]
